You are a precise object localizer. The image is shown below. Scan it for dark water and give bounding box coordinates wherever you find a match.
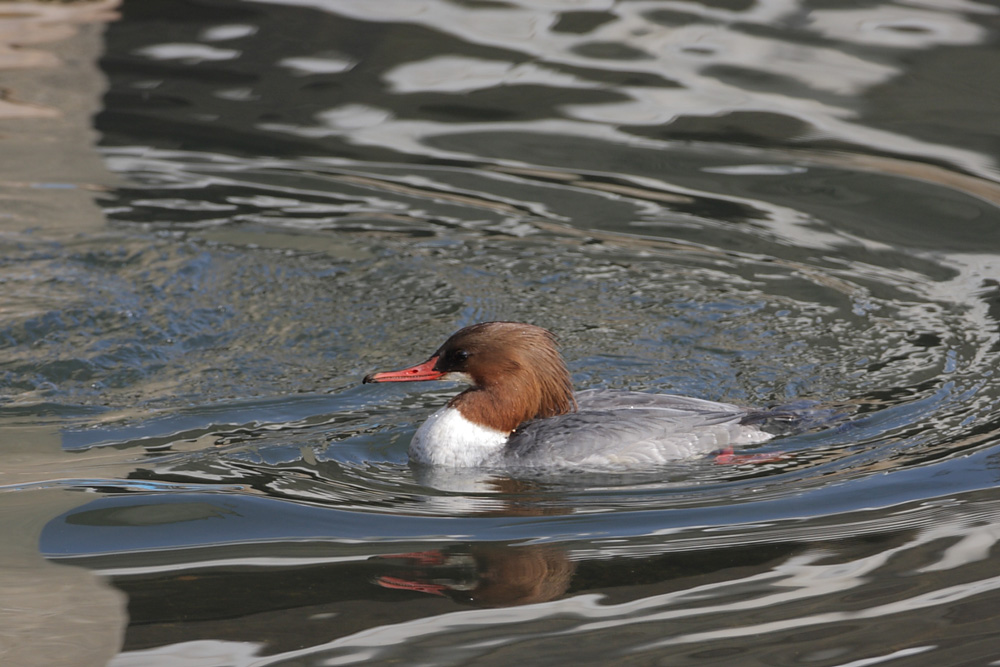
[4,0,1000,665]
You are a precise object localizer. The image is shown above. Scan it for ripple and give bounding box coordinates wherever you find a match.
[8,1,1000,664]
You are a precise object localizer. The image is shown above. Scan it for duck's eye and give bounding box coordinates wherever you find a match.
[450,349,470,363]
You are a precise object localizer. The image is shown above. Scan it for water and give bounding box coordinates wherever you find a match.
[3,0,1000,665]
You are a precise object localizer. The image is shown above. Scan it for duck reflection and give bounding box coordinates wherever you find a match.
[371,544,575,607]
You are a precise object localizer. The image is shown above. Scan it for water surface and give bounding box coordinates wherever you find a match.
[3,1,1000,665]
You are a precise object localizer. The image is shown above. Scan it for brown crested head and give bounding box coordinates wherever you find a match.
[431,322,577,432]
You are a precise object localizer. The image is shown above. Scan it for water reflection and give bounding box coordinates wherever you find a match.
[372,545,576,607]
[238,0,998,179]
[44,487,1000,664]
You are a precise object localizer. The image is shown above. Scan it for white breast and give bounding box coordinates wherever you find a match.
[409,407,509,467]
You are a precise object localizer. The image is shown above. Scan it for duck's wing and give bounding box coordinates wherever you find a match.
[504,390,770,468]
[574,388,746,413]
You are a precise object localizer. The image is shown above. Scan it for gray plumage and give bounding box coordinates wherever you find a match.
[501,389,771,468]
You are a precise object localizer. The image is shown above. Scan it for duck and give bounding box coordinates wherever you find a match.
[363,321,774,468]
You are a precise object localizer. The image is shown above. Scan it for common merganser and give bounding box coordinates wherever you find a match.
[363,322,774,468]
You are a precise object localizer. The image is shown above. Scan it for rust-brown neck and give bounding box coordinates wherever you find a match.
[450,359,576,433]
